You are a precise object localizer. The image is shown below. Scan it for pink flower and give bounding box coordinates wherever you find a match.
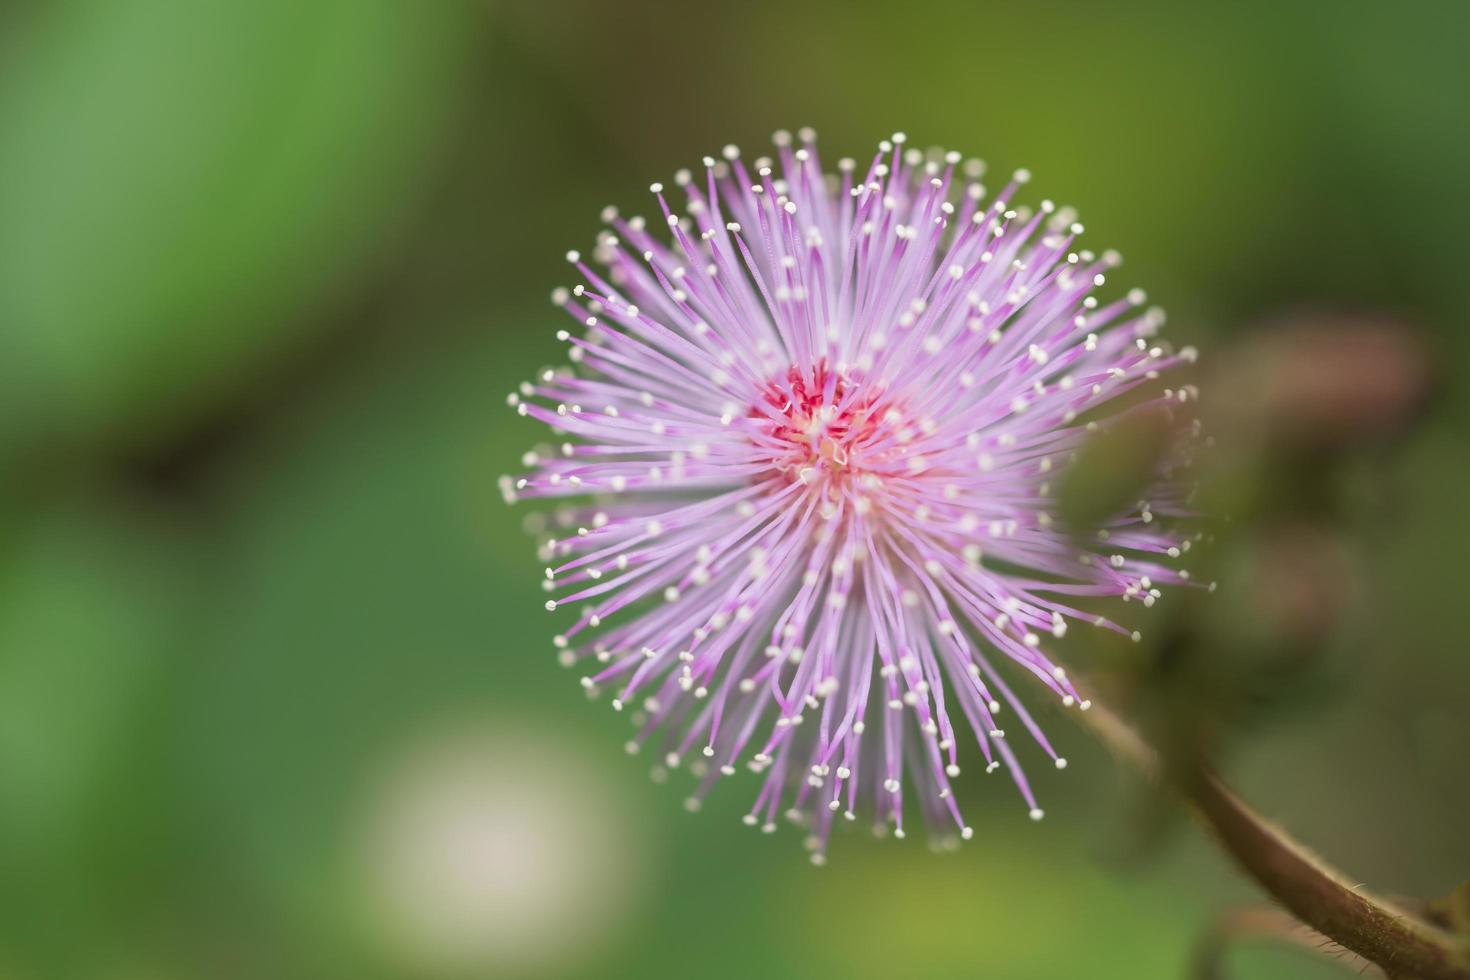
[504,130,1197,863]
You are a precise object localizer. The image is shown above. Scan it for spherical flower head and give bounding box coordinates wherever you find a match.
[504,130,1199,863]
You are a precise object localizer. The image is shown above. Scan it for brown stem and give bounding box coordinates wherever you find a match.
[1074,703,1470,980]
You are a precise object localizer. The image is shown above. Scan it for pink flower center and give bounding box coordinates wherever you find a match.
[751,363,908,506]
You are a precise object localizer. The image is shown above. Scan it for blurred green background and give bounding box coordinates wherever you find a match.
[2,1,1467,977]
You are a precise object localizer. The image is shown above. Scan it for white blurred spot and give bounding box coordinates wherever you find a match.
[356,723,645,975]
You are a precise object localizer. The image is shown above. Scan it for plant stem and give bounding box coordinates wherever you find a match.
[1074,703,1470,980]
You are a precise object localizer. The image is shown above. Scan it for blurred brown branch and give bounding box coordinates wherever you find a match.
[1055,310,1467,976]
[1071,701,1470,980]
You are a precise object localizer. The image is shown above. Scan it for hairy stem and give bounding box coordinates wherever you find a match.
[1074,703,1470,980]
